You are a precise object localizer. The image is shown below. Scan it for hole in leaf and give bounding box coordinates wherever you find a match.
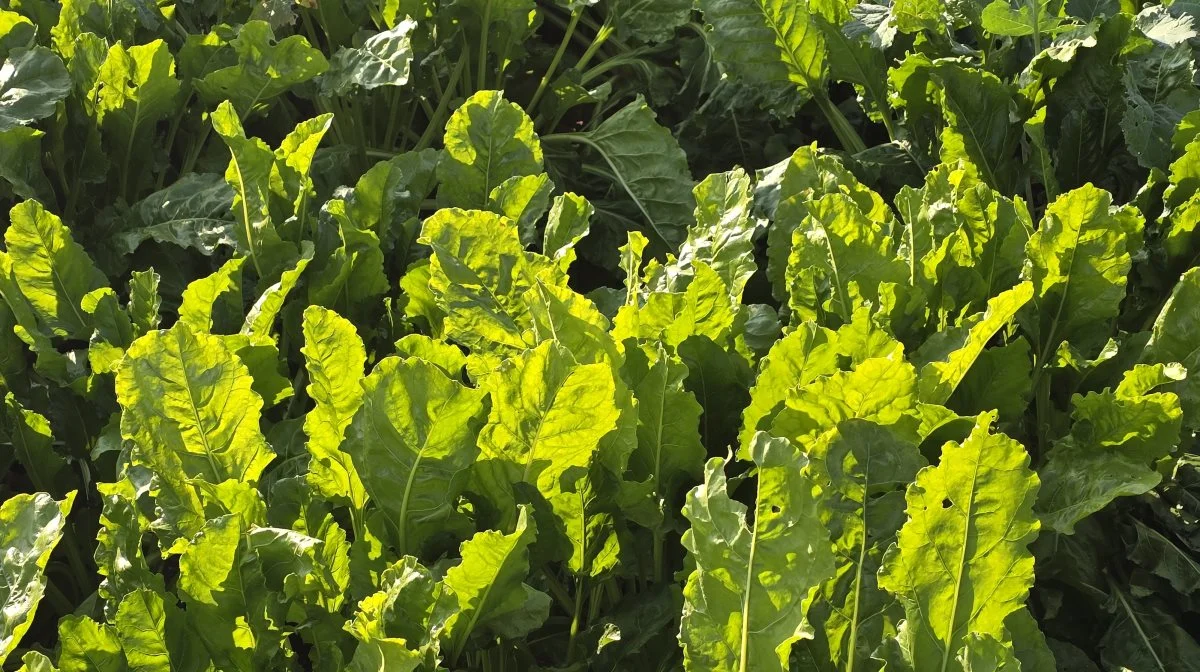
[941,498,952,509]
[770,505,781,514]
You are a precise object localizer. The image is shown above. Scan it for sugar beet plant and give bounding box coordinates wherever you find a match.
[3,0,1200,670]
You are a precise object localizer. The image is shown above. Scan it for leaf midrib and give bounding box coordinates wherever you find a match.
[173,328,226,483]
[938,449,984,672]
[396,393,459,555]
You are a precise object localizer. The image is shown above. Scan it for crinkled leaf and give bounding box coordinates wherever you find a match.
[471,341,620,530]
[93,40,180,190]
[322,19,416,95]
[117,323,274,541]
[1037,364,1183,533]
[56,615,124,672]
[932,63,1022,192]
[301,306,368,510]
[739,322,839,450]
[680,433,833,672]
[786,193,907,324]
[611,0,693,42]
[877,413,1040,672]
[1022,184,1143,358]
[673,168,758,299]
[0,127,52,201]
[696,0,826,110]
[570,97,694,249]
[1121,40,1200,170]
[437,90,543,210]
[800,420,925,672]
[120,174,236,256]
[0,491,75,667]
[241,242,312,337]
[346,357,486,555]
[212,100,292,278]
[4,199,106,339]
[177,256,244,333]
[1142,260,1200,428]
[543,192,593,267]
[194,21,328,117]
[488,173,554,247]
[0,46,69,132]
[915,282,1033,404]
[622,346,706,527]
[435,506,546,664]
[3,393,65,494]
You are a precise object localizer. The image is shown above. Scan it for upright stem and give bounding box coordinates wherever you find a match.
[179,124,212,178]
[529,10,581,112]
[812,91,867,155]
[1030,0,1043,57]
[575,19,614,73]
[43,578,74,615]
[383,87,403,150]
[477,0,493,91]
[652,527,665,584]
[156,98,189,191]
[61,525,93,596]
[397,103,419,152]
[567,577,586,664]
[1034,373,1051,458]
[416,55,468,151]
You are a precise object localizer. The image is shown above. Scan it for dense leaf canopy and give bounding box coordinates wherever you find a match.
[1,1,1199,671]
